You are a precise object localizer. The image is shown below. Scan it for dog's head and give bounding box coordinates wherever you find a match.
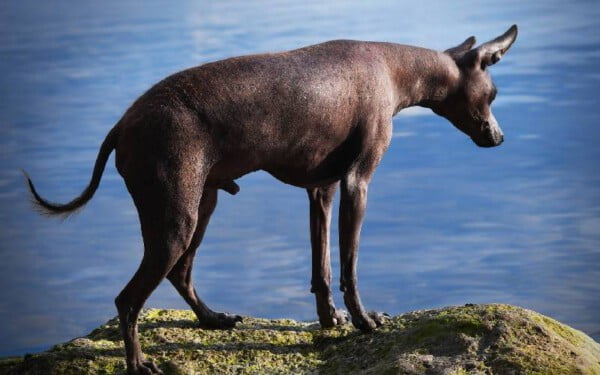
[430,25,518,148]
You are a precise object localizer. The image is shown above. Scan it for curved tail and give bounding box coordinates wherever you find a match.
[24,127,118,218]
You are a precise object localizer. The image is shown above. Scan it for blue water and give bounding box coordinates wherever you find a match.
[1,1,599,356]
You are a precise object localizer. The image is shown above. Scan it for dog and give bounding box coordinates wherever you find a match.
[26,25,518,374]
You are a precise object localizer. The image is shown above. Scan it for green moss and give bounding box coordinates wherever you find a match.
[2,304,599,374]
[409,309,488,344]
[532,314,585,346]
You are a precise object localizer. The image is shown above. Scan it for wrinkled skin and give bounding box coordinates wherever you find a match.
[25,26,517,374]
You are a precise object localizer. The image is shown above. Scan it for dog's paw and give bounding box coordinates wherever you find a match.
[198,312,243,329]
[351,311,389,332]
[351,313,378,332]
[320,309,348,328]
[128,360,163,375]
[332,309,348,325]
[367,311,390,327]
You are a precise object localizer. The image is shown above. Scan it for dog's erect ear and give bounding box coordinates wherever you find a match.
[459,25,518,70]
[445,36,476,59]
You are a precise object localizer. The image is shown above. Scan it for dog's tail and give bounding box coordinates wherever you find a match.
[23,126,118,218]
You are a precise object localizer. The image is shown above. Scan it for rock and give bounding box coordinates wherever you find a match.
[1,304,599,374]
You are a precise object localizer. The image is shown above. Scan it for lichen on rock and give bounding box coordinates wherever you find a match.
[1,304,599,374]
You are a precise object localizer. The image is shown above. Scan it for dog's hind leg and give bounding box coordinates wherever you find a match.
[115,160,205,375]
[307,182,347,327]
[167,187,243,329]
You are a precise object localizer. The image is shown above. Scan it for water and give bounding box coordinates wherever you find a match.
[1,0,599,356]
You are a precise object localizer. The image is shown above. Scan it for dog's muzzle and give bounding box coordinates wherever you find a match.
[472,114,504,148]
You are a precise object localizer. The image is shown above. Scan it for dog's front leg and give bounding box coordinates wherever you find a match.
[307,182,347,328]
[338,169,386,332]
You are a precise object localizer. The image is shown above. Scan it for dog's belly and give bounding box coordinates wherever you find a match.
[263,131,362,188]
[207,125,360,189]
[265,163,345,188]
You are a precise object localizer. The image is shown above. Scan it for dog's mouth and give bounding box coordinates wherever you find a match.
[471,120,504,148]
[472,134,503,148]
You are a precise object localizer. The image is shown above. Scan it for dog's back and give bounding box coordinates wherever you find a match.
[115,40,398,187]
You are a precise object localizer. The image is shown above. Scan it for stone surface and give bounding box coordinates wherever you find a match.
[1,304,599,374]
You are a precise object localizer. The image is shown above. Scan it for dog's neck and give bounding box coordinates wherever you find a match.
[385,45,460,114]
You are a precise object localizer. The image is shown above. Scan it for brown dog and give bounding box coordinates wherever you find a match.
[26,25,517,374]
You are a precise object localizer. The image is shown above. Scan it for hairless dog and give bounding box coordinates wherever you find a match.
[26,25,517,374]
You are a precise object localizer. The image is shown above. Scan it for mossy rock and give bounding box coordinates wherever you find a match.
[1,304,599,374]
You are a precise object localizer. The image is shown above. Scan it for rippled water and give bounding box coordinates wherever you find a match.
[1,1,599,356]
